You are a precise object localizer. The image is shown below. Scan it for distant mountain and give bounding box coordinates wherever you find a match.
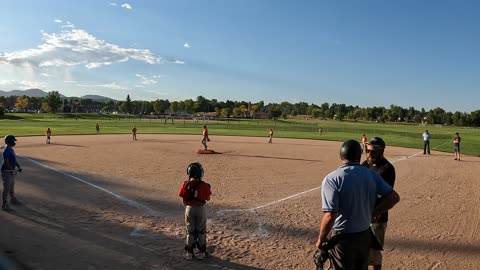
[81,95,115,102]
[0,88,49,98]
[0,89,116,101]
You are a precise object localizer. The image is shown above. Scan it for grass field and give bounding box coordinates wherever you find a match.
[2,112,479,156]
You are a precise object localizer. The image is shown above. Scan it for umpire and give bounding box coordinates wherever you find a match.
[316,140,400,270]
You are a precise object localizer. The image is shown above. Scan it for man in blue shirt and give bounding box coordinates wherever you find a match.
[1,135,23,211]
[422,130,431,155]
[316,140,400,270]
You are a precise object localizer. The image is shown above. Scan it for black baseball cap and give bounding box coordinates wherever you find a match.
[368,137,385,148]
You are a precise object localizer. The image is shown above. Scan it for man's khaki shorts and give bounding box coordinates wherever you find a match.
[368,222,387,266]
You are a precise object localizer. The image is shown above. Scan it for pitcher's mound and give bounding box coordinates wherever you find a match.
[195,149,216,154]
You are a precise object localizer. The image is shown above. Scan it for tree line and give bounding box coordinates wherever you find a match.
[1,91,479,127]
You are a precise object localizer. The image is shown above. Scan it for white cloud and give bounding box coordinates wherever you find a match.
[121,3,132,10]
[0,80,16,86]
[64,80,77,84]
[143,89,168,95]
[184,43,190,48]
[77,82,129,90]
[0,80,47,90]
[172,60,185,64]
[135,74,161,85]
[61,22,75,28]
[40,73,51,77]
[109,2,118,6]
[54,19,62,23]
[0,28,165,69]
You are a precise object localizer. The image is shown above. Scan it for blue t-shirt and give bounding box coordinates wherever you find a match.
[1,147,16,171]
[321,163,393,233]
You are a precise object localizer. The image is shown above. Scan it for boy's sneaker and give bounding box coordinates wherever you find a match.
[196,252,208,260]
[10,198,22,205]
[183,252,193,260]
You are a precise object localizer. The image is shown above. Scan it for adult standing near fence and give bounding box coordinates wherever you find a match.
[46,128,52,144]
[316,140,400,270]
[362,137,396,270]
[453,132,461,161]
[96,123,100,134]
[422,130,431,155]
[132,126,138,141]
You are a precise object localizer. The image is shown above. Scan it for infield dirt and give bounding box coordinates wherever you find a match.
[1,134,479,269]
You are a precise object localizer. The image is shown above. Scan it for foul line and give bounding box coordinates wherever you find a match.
[19,155,159,216]
[217,140,452,214]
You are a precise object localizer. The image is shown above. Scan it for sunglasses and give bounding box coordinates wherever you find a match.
[365,149,379,154]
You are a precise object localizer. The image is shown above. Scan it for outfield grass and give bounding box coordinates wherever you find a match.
[2,113,479,156]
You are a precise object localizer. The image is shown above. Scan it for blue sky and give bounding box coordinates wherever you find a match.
[1,0,479,112]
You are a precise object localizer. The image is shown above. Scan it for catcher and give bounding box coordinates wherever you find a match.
[178,162,212,260]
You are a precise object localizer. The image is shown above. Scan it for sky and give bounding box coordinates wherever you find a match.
[1,0,479,112]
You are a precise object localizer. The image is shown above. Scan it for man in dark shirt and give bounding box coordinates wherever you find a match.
[362,137,396,270]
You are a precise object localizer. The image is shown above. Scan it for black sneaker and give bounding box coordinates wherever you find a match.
[10,198,22,205]
[2,204,13,211]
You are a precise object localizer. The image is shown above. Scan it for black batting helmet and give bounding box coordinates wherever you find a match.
[4,135,17,145]
[187,162,204,179]
[339,140,362,162]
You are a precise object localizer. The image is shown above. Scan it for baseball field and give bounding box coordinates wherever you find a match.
[0,131,479,270]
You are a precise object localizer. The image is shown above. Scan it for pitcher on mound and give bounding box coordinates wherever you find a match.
[201,125,210,150]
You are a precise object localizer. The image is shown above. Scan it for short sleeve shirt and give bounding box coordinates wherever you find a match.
[454,136,461,146]
[322,163,393,233]
[1,147,16,171]
[362,158,396,223]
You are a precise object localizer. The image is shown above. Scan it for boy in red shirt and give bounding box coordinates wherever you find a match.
[132,126,137,141]
[178,162,212,260]
[201,126,209,150]
[46,128,52,144]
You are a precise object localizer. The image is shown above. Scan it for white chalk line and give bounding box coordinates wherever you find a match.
[217,139,452,215]
[19,155,160,216]
[18,140,452,240]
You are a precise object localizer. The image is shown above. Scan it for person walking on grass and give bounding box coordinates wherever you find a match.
[96,123,100,134]
[1,135,23,211]
[453,132,461,161]
[178,162,212,260]
[316,140,400,270]
[422,130,431,155]
[132,126,137,141]
[46,128,52,144]
[362,137,396,270]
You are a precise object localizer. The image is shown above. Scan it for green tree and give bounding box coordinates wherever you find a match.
[122,94,132,114]
[153,99,170,114]
[194,96,209,112]
[169,101,179,113]
[43,91,62,113]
